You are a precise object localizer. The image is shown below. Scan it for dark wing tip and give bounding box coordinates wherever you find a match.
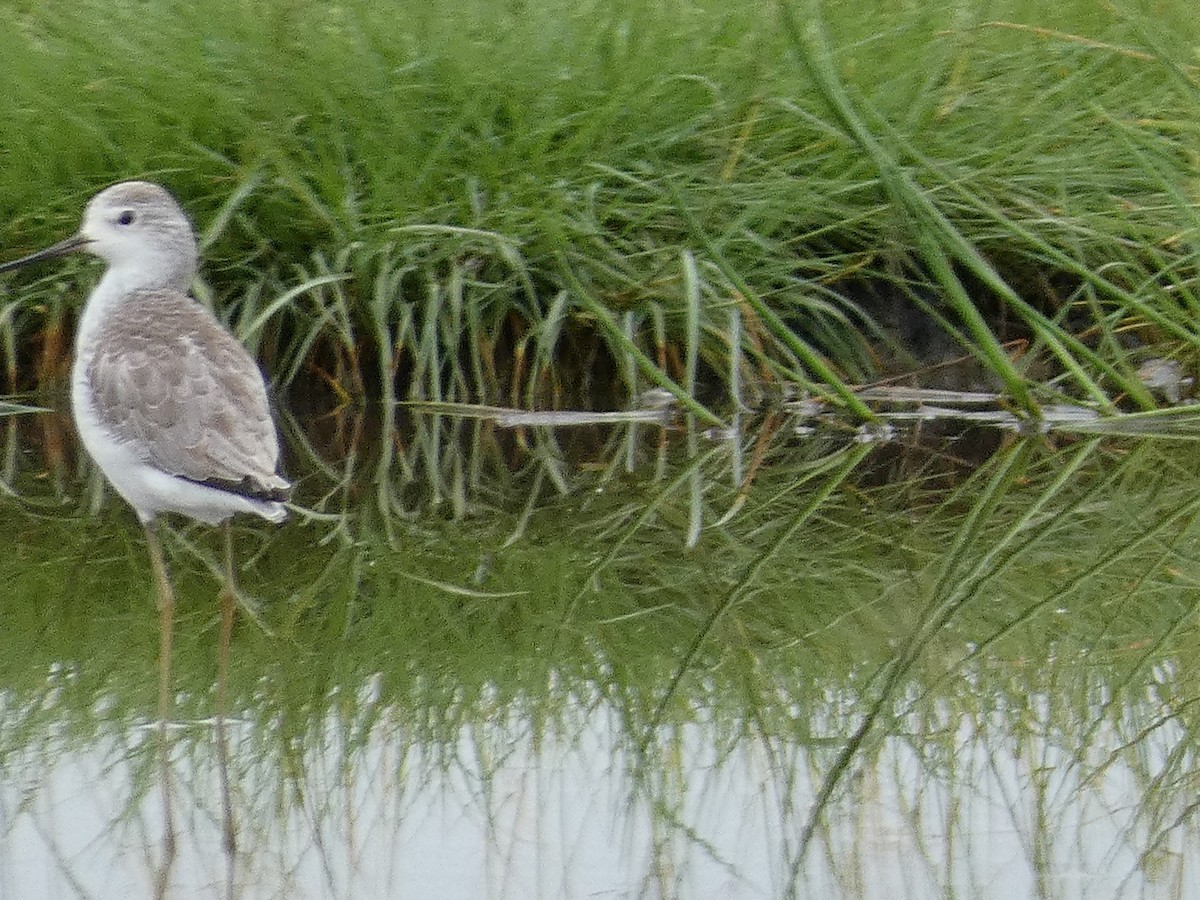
[184,473,292,503]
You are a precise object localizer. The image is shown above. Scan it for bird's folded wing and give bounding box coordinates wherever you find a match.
[86,289,289,497]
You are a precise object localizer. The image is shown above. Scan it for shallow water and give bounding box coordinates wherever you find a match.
[9,684,1197,899]
[3,404,1200,899]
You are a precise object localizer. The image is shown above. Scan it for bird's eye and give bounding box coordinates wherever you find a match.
[117,210,136,226]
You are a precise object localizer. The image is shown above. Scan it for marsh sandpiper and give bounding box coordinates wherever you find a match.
[0,180,291,864]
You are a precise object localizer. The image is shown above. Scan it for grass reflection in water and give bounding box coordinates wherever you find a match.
[2,406,1200,898]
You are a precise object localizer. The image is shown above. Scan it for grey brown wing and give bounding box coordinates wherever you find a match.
[87,291,289,497]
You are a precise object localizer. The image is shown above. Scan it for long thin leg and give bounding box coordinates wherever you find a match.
[217,520,238,868]
[144,521,177,898]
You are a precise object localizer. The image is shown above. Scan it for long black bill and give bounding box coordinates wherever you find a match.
[0,234,92,274]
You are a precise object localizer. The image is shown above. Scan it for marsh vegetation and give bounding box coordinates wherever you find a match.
[2,0,1200,897]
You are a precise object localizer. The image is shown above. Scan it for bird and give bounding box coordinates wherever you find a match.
[0,180,290,864]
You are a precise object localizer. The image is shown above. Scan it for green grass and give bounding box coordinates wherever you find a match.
[0,0,1197,419]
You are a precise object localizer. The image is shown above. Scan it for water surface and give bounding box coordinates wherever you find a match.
[2,404,1199,899]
